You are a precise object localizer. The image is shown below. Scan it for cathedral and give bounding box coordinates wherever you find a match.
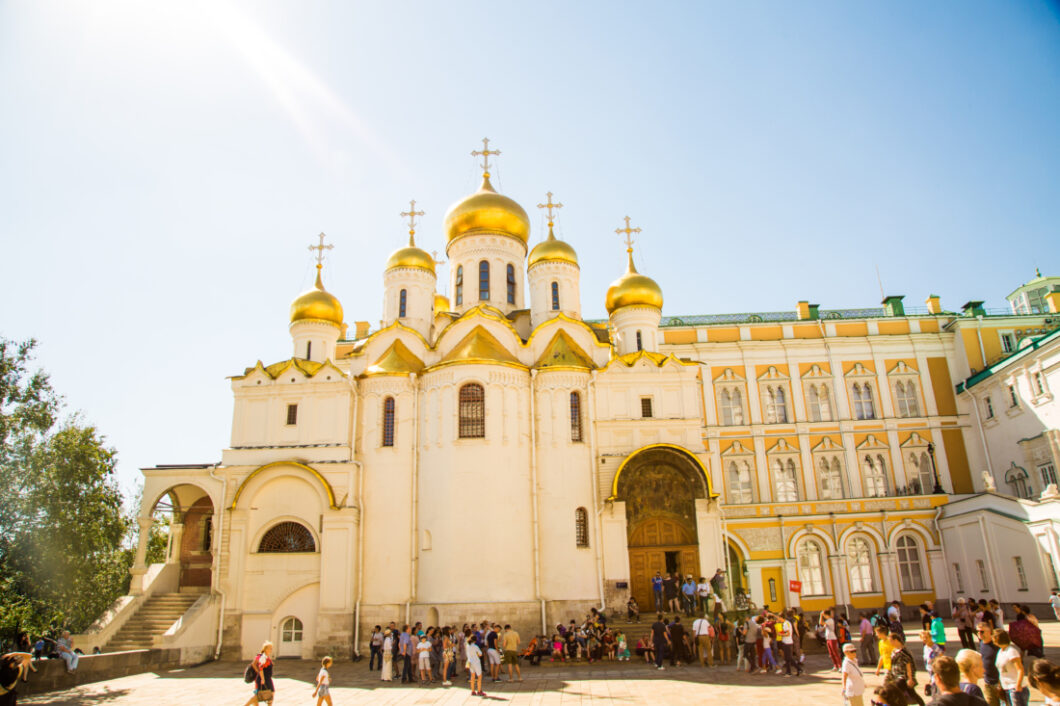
[90,143,1060,662]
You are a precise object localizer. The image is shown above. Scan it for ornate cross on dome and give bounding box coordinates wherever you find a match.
[308,232,333,266]
[615,216,641,252]
[471,137,501,177]
[537,191,564,227]
[400,199,425,236]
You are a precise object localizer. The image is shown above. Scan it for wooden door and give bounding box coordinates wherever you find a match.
[627,518,699,611]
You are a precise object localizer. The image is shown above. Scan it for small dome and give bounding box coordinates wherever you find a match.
[528,225,578,268]
[385,235,436,274]
[434,293,451,312]
[291,266,344,326]
[444,174,530,246]
[605,252,663,314]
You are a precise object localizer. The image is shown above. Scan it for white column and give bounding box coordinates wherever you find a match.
[167,523,185,564]
[879,553,901,601]
[830,554,851,606]
[129,515,155,595]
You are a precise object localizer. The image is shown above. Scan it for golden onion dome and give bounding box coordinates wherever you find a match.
[385,233,436,274]
[290,265,344,327]
[434,293,451,312]
[444,174,530,246]
[528,225,578,268]
[605,251,664,314]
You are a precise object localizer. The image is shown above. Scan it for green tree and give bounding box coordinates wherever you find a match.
[0,338,132,641]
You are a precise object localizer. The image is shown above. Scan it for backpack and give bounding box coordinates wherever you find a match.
[1008,618,1042,652]
[243,662,256,683]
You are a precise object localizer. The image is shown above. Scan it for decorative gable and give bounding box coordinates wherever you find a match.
[438,326,523,368]
[855,434,888,450]
[364,339,425,376]
[757,365,789,381]
[535,330,595,370]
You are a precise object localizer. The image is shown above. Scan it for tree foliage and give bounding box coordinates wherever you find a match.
[0,338,132,641]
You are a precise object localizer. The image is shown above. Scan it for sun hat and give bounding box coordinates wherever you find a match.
[841,643,856,652]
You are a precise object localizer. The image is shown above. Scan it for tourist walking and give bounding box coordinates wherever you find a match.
[1008,605,1044,660]
[465,633,485,697]
[858,613,876,667]
[681,576,697,615]
[821,609,842,671]
[692,613,713,667]
[312,656,333,706]
[955,598,976,650]
[399,625,414,683]
[441,627,454,686]
[742,614,759,674]
[368,626,383,670]
[954,648,986,699]
[1050,591,1060,622]
[650,614,670,670]
[715,613,732,665]
[930,655,988,706]
[380,629,394,682]
[993,629,1028,706]
[887,632,925,706]
[668,617,688,666]
[664,573,680,613]
[775,611,795,676]
[978,623,1001,706]
[242,641,275,706]
[501,624,522,682]
[696,576,711,615]
[840,643,865,706]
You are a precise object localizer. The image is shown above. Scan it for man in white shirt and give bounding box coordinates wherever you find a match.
[1050,590,1060,622]
[773,611,795,676]
[691,615,714,667]
[696,576,711,616]
[840,643,865,706]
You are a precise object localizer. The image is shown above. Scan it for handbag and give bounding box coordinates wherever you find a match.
[256,688,274,702]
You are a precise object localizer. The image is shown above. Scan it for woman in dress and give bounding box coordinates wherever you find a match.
[242,641,275,706]
[380,629,394,682]
[441,627,454,686]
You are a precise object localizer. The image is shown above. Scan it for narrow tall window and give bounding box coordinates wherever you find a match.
[863,454,888,497]
[479,260,490,301]
[635,330,643,351]
[306,341,312,360]
[848,537,875,593]
[807,384,823,422]
[382,396,395,447]
[985,396,994,418]
[952,563,964,593]
[1001,334,1014,353]
[797,540,826,595]
[853,383,876,420]
[774,459,799,502]
[819,456,843,499]
[896,381,919,417]
[551,281,560,311]
[575,507,589,547]
[398,289,407,318]
[640,397,653,418]
[1014,556,1028,590]
[506,264,516,304]
[455,265,463,305]
[720,388,743,425]
[286,404,298,426]
[728,461,754,503]
[458,383,485,438]
[976,559,990,591]
[570,391,583,442]
[1040,463,1058,488]
[765,386,788,423]
[1009,384,1019,407]
[1034,372,1045,396]
[896,535,926,591]
[915,451,933,494]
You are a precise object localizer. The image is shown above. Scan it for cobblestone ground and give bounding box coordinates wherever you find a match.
[21,622,1060,705]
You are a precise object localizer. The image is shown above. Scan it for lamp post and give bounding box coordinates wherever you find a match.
[927,442,944,494]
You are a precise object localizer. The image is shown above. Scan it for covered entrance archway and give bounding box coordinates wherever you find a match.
[613,444,714,611]
[148,484,215,590]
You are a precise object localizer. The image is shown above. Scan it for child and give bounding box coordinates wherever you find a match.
[873,624,892,677]
[760,628,779,674]
[550,634,565,662]
[920,630,942,696]
[616,631,630,661]
[466,632,485,697]
[312,656,332,706]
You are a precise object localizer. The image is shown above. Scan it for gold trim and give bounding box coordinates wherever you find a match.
[230,461,338,510]
[364,339,425,376]
[232,358,345,381]
[600,349,698,371]
[534,329,595,369]
[438,326,523,366]
[342,320,431,358]
[608,442,717,501]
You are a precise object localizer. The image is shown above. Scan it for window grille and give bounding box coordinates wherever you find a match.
[506,264,515,304]
[551,281,560,311]
[259,522,316,553]
[774,459,799,502]
[570,391,583,442]
[640,397,653,418]
[479,260,490,300]
[720,387,743,425]
[635,330,643,351]
[764,385,788,423]
[399,289,407,318]
[458,383,485,438]
[819,456,843,499]
[853,383,876,420]
[895,381,919,417]
[575,507,589,547]
[1040,463,1058,488]
[382,396,395,447]
[455,265,463,305]
[286,404,298,426]
[281,617,303,642]
[863,454,888,497]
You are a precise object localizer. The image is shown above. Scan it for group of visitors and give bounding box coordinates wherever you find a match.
[650,568,728,615]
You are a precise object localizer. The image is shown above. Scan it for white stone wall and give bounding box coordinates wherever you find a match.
[528,260,580,328]
[382,267,436,338]
[446,233,527,316]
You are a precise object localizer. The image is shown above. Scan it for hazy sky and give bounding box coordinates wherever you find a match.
[2,0,1058,495]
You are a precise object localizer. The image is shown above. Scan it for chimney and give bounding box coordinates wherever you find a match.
[1046,289,1060,314]
[354,321,371,339]
[961,301,986,318]
[796,301,820,321]
[925,294,941,315]
[882,295,905,317]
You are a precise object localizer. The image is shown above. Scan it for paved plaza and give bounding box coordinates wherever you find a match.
[21,622,1060,705]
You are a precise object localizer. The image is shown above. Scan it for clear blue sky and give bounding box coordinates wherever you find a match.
[2,0,1058,495]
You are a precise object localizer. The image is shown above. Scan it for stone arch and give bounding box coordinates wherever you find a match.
[230,461,338,510]
[786,526,837,558]
[837,524,887,552]
[610,443,715,501]
[885,520,937,549]
[252,517,320,554]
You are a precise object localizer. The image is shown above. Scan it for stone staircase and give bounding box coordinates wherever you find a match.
[105,593,199,652]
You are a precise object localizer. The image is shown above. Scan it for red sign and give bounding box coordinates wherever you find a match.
[789,580,802,593]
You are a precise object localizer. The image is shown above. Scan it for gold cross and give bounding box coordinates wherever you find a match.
[400,199,425,236]
[308,232,333,266]
[615,216,641,251]
[536,191,563,226]
[471,137,501,176]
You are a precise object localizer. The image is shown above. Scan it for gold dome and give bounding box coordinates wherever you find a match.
[528,225,578,267]
[290,265,344,327]
[444,174,530,246]
[385,233,436,274]
[605,252,663,314]
[434,293,451,312]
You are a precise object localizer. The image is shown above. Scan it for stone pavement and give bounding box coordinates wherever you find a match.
[21,622,1060,705]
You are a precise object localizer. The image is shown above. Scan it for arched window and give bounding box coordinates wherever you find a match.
[909,452,932,494]
[382,396,395,447]
[774,458,799,502]
[551,281,560,311]
[765,386,788,423]
[720,388,743,425]
[807,384,831,421]
[570,391,583,442]
[848,537,876,593]
[796,539,827,595]
[819,456,843,499]
[281,617,303,644]
[896,535,926,591]
[455,265,463,305]
[575,507,589,547]
[479,260,490,301]
[458,383,485,438]
[259,522,316,553]
[398,289,407,318]
[863,454,888,497]
[728,461,754,503]
[635,330,643,351]
[853,383,876,420]
[506,264,516,304]
[895,381,920,418]
[306,341,312,360]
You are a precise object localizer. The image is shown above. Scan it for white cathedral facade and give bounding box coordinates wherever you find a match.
[95,148,1059,662]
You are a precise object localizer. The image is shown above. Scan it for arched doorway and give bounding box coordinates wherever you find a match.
[149,484,214,590]
[615,445,711,610]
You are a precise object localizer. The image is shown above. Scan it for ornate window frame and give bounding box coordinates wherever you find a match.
[758,366,790,424]
[715,368,746,426]
[767,438,801,502]
[811,436,845,500]
[846,363,877,420]
[721,440,756,504]
[802,364,833,422]
[888,362,922,418]
[899,432,932,494]
[845,534,878,594]
[856,435,891,498]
